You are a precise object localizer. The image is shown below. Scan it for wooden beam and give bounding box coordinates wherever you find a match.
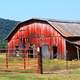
[38,47,43,74]
[76,46,79,60]
[64,39,67,60]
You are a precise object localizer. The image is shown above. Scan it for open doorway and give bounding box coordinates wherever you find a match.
[66,41,78,60]
[52,46,57,59]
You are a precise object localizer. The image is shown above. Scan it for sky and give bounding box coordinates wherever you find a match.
[0,0,80,21]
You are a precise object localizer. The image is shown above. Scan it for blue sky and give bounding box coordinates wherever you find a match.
[0,0,80,21]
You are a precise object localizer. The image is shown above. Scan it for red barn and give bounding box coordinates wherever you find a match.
[6,18,80,60]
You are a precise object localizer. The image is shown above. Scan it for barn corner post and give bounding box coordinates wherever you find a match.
[76,46,80,60]
[64,39,68,70]
[37,46,43,74]
[64,39,67,60]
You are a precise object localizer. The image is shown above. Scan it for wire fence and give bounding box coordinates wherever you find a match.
[0,48,80,74]
[0,48,41,73]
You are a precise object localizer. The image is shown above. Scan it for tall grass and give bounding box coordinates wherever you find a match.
[0,54,80,73]
[43,59,80,72]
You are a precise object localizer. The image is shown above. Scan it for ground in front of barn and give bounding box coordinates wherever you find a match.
[0,53,80,80]
[0,68,80,80]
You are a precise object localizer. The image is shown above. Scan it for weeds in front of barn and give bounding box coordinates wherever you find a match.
[0,54,80,73]
[43,59,80,73]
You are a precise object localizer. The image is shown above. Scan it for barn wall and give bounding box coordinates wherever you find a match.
[8,22,65,58]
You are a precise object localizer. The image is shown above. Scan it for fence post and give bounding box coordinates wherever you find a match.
[6,51,8,69]
[23,48,26,70]
[38,47,43,74]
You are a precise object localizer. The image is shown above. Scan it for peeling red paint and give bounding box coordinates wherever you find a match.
[8,22,65,58]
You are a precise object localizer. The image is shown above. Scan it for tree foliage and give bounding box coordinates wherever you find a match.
[0,18,19,49]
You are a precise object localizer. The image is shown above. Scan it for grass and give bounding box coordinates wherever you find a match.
[0,54,80,73]
[0,54,38,71]
[0,68,80,80]
[43,59,80,72]
[0,54,80,79]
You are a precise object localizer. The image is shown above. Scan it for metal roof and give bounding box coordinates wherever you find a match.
[6,18,80,40]
[48,20,80,37]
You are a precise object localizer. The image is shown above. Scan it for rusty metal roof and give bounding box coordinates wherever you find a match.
[48,20,80,37]
[6,18,80,40]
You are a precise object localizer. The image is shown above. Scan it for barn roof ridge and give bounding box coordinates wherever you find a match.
[30,18,80,24]
[48,19,80,24]
[6,18,80,40]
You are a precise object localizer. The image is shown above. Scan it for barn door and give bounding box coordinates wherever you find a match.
[41,45,50,59]
[41,45,50,73]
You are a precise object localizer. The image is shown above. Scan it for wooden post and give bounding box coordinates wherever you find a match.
[76,46,79,60]
[38,47,43,74]
[23,48,26,70]
[64,40,68,70]
[64,39,67,60]
[6,40,8,69]
[6,50,8,69]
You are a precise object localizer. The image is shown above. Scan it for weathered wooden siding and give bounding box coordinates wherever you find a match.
[8,22,65,58]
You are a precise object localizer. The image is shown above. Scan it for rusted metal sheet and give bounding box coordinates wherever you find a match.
[49,21,80,37]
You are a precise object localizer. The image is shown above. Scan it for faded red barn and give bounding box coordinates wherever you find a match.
[6,18,80,60]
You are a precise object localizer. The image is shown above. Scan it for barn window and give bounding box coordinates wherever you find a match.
[15,45,20,57]
[19,38,26,48]
[23,38,26,44]
[28,44,33,58]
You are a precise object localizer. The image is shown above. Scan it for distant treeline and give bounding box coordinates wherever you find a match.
[0,18,19,49]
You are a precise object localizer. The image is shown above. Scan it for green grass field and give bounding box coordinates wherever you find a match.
[0,53,80,79]
[0,68,80,80]
[43,59,80,72]
[0,53,80,72]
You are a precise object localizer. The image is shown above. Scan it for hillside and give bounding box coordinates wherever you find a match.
[0,18,19,48]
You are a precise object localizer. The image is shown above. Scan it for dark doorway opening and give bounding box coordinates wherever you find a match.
[66,41,78,60]
[28,44,33,58]
[53,46,57,59]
